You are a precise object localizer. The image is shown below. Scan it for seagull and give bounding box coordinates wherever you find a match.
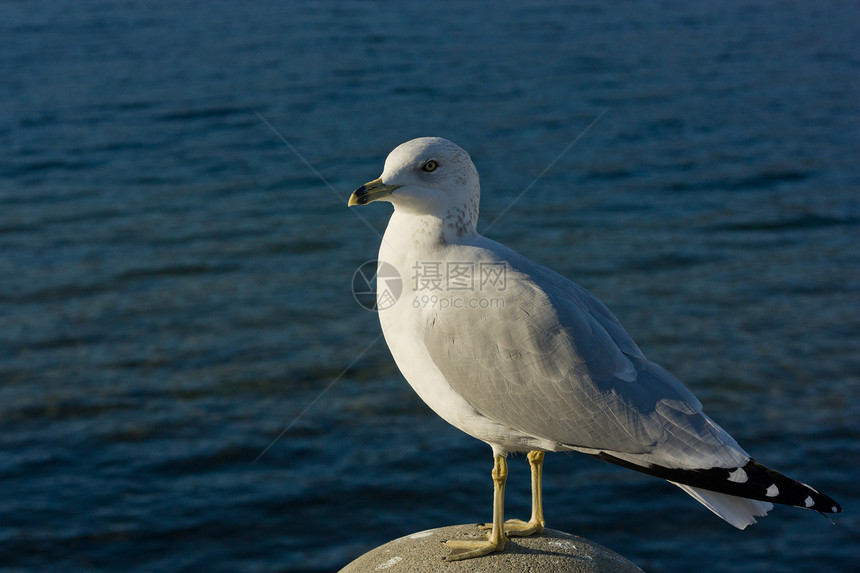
[348,137,841,561]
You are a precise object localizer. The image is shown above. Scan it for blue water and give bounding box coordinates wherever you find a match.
[1,1,858,571]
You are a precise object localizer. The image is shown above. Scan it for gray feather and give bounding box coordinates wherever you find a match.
[424,239,747,469]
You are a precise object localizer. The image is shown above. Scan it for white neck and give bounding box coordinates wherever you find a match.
[381,206,479,261]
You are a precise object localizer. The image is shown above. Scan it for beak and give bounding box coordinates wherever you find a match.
[348,178,401,206]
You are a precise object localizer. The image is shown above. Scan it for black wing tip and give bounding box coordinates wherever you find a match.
[743,459,842,514]
[595,453,842,513]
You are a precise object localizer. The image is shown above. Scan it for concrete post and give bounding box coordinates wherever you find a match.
[340,524,643,572]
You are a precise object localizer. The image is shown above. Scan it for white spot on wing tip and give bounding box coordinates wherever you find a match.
[728,468,748,483]
[804,496,815,508]
[765,484,779,497]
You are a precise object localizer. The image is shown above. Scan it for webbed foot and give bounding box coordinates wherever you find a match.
[479,517,544,537]
[444,534,506,561]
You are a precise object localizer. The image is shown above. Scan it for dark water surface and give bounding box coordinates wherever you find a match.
[1,1,858,571]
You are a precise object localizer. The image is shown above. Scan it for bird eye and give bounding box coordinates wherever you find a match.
[422,160,438,172]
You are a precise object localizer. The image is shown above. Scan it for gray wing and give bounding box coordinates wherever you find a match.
[424,243,747,468]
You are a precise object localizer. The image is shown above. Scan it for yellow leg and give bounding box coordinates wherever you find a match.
[445,455,508,561]
[485,450,546,537]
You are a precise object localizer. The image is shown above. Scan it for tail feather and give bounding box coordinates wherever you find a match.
[671,482,772,529]
[595,452,842,524]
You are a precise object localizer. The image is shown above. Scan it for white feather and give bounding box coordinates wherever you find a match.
[671,482,773,529]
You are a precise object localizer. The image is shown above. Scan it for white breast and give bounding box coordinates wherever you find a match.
[376,216,558,454]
